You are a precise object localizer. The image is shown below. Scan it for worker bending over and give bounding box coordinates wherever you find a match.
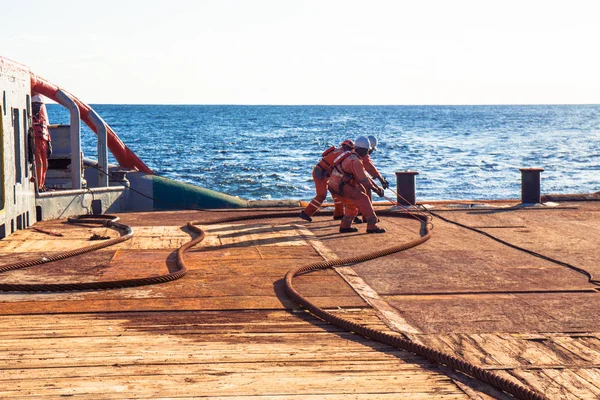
[299,140,355,222]
[328,136,386,234]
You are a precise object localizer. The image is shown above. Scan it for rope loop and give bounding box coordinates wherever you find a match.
[282,211,547,400]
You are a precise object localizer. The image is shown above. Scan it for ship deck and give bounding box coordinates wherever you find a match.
[0,201,599,399]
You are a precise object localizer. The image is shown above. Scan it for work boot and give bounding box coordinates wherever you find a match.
[333,215,343,220]
[353,217,363,224]
[366,227,386,234]
[299,211,312,222]
[339,215,356,233]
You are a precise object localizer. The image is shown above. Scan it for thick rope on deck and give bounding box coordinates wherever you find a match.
[281,213,546,400]
[189,210,546,400]
[0,210,547,399]
[0,215,187,291]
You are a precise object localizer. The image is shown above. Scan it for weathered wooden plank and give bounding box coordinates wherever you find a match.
[1,227,117,241]
[0,311,393,342]
[507,369,580,400]
[551,336,600,364]
[0,321,402,342]
[496,334,568,367]
[3,342,408,358]
[112,247,324,267]
[0,352,417,371]
[573,368,600,392]
[541,368,600,399]
[467,334,524,367]
[2,394,468,400]
[0,276,357,303]
[0,250,118,284]
[0,331,409,351]
[0,309,380,328]
[0,372,463,398]
[0,295,364,315]
[0,360,448,381]
[436,334,501,367]
[185,257,332,276]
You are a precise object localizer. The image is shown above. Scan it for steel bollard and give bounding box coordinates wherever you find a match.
[395,171,419,205]
[519,168,544,204]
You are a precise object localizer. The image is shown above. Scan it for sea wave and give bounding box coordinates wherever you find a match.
[48,104,600,201]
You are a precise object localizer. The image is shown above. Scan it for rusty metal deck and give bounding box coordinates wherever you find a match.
[0,202,598,399]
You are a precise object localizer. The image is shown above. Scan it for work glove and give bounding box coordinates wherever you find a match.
[374,185,385,198]
[379,177,389,189]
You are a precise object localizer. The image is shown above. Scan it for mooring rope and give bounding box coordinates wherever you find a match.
[0,210,547,399]
[0,215,186,291]
[187,210,546,400]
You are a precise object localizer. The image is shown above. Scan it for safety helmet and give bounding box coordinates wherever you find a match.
[367,135,378,150]
[354,136,371,150]
[31,94,43,103]
[340,139,354,150]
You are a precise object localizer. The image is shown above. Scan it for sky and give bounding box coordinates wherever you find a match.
[2,0,599,105]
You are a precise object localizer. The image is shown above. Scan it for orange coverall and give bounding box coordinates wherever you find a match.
[303,147,349,217]
[328,153,379,229]
[362,153,384,182]
[32,101,51,190]
[361,153,385,198]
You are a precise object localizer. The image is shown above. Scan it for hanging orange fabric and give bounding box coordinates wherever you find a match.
[32,96,51,189]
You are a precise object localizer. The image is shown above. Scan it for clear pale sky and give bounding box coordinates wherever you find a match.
[3,0,599,105]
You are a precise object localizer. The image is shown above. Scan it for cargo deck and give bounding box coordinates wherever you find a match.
[0,201,599,399]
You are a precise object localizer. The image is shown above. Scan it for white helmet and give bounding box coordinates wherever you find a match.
[31,94,43,103]
[355,136,371,150]
[367,135,378,150]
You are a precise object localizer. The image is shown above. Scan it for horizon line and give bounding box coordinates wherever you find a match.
[45,102,600,107]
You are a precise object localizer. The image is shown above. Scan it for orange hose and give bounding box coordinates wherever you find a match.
[29,72,152,174]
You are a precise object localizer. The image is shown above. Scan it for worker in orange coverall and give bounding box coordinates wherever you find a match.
[299,139,356,222]
[328,136,386,234]
[31,94,52,191]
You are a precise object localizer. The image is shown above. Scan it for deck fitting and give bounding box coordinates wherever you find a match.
[520,167,544,205]
[395,171,419,205]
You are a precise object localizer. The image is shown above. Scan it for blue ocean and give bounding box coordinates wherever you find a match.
[47,105,600,201]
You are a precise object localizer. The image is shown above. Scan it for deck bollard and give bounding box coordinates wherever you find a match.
[395,171,419,205]
[519,168,544,204]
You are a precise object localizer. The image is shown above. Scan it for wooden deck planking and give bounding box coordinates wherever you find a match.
[0,375,465,399]
[433,204,600,280]
[0,213,478,399]
[2,205,600,398]
[0,310,468,399]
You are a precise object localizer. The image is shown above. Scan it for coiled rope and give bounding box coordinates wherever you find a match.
[0,215,187,291]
